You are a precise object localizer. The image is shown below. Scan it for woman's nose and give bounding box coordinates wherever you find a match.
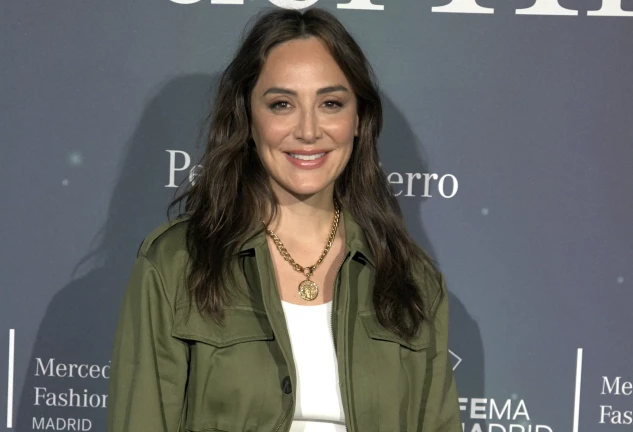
[293,108,320,143]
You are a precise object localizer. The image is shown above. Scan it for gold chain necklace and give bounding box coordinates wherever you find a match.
[265,203,341,301]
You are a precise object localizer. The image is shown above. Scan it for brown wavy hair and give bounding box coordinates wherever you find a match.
[168,7,436,341]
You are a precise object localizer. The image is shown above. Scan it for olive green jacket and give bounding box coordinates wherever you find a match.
[107,208,461,432]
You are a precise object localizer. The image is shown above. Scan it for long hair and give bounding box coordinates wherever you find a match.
[168,7,436,341]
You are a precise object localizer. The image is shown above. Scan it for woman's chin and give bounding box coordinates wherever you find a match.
[281,183,334,199]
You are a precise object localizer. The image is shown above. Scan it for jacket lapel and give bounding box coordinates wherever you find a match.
[236,206,374,266]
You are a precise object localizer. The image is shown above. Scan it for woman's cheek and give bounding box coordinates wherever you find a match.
[332,122,358,144]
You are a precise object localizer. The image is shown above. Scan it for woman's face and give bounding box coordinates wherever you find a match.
[250,36,359,200]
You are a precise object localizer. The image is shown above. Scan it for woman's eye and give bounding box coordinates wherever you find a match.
[268,100,343,111]
[323,101,343,109]
[269,101,290,110]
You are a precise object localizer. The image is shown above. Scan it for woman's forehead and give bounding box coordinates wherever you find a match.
[256,38,350,92]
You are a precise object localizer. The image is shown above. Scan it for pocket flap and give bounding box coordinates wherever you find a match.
[359,310,431,351]
[172,305,274,348]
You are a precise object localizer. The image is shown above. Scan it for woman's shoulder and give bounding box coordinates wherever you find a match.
[136,215,191,267]
[119,216,192,312]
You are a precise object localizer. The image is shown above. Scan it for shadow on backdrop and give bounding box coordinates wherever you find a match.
[16,74,217,430]
[17,77,484,430]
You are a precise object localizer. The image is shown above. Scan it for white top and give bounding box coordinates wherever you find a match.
[280,300,347,432]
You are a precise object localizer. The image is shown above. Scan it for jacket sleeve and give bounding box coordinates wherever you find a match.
[107,255,189,432]
[424,273,462,432]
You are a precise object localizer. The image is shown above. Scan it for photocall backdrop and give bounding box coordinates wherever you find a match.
[2,0,632,431]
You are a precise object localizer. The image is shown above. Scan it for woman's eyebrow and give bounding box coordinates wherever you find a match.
[262,85,350,96]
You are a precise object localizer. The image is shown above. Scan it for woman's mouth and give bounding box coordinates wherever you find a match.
[284,151,330,169]
[287,152,326,161]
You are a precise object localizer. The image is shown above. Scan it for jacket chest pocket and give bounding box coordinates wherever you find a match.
[356,310,433,429]
[358,309,432,351]
[172,305,276,432]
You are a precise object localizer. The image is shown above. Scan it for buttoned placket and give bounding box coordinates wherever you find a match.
[236,206,375,432]
[253,237,298,432]
[251,234,359,432]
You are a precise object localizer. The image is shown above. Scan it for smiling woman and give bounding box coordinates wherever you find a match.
[251,36,358,196]
[107,7,461,432]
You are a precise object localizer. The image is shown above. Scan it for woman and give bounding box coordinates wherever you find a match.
[107,7,460,432]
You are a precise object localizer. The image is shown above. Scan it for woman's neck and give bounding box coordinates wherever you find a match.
[271,202,336,233]
[265,188,339,246]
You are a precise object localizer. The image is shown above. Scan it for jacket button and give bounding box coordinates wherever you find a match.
[281,376,292,394]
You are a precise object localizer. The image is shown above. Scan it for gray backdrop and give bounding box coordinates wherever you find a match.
[2,0,632,431]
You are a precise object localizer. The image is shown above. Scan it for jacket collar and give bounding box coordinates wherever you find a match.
[238,206,375,268]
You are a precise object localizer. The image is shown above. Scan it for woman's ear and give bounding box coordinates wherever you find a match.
[354,114,359,137]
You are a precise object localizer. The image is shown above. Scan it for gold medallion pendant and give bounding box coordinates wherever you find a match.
[264,202,341,301]
[298,279,319,301]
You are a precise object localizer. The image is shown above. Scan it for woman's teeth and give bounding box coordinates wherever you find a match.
[288,153,326,161]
